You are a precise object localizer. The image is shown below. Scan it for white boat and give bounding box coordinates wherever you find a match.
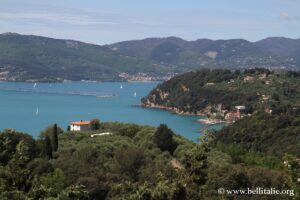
[120,85,123,89]
[36,107,39,115]
[33,83,37,89]
[134,92,137,97]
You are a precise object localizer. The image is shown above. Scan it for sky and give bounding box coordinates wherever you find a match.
[0,0,299,45]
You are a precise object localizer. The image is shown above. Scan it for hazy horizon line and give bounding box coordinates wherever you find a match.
[1,31,299,46]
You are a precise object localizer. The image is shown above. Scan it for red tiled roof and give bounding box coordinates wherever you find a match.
[70,121,90,125]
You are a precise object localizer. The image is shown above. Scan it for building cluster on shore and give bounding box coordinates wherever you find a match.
[198,105,248,125]
[224,106,247,122]
[118,72,175,82]
[142,100,250,125]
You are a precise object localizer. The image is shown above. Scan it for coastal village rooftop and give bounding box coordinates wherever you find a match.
[70,121,91,125]
[70,120,91,131]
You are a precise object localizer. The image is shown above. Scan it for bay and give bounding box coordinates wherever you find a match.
[0,81,223,141]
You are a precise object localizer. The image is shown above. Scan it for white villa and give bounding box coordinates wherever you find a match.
[70,120,91,131]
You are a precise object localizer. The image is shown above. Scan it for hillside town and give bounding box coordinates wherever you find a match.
[118,72,175,82]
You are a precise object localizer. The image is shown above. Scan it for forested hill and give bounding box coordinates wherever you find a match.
[0,33,162,82]
[141,69,300,115]
[0,33,300,82]
[215,105,300,157]
[109,36,300,70]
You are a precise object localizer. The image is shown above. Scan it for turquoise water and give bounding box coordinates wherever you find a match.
[0,82,223,141]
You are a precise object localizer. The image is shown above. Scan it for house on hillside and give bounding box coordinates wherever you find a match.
[225,112,241,122]
[225,106,246,122]
[243,76,255,81]
[70,120,91,131]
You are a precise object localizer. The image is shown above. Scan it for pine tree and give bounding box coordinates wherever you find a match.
[184,145,209,185]
[183,145,209,199]
[153,124,177,154]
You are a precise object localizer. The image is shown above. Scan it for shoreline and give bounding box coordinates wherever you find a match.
[140,103,207,117]
[140,103,229,125]
[197,118,227,125]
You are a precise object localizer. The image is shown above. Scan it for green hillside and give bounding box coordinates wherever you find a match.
[215,105,300,157]
[1,121,298,199]
[0,33,299,82]
[141,68,300,116]
[0,33,160,82]
[139,68,300,198]
[110,37,299,71]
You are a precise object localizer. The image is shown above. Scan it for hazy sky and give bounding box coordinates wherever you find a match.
[0,0,299,44]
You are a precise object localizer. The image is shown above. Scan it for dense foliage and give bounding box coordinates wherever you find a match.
[142,68,300,114]
[215,105,300,157]
[140,68,300,199]
[211,104,300,199]
[0,121,298,199]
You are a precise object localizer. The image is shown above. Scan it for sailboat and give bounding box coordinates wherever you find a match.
[33,83,37,89]
[36,107,39,115]
[134,92,137,97]
[120,85,123,89]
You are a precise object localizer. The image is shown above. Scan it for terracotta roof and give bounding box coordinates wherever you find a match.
[70,121,91,125]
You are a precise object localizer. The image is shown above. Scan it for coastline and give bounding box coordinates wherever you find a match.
[197,118,227,125]
[140,102,229,125]
[140,102,207,116]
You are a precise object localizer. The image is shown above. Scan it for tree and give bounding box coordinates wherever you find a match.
[112,146,145,181]
[51,124,58,152]
[28,184,53,200]
[40,169,66,194]
[272,93,280,101]
[183,144,209,199]
[44,136,53,159]
[198,129,216,145]
[39,125,64,139]
[39,124,61,152]
[0,130,37,165]
[153,124,177,154]
[118,124,140,138]
[128,183,152,200]
[90,119,100,131]
[59,185,89,200]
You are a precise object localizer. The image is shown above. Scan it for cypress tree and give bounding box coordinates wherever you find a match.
[51,123,58,152]
[44,135,52,159]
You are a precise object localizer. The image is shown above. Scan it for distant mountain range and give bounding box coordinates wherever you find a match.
[110,36,300,71]
[0,33,299,82]
[0,33,160,82]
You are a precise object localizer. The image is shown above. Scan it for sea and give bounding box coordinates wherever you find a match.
[0,81,224,141]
